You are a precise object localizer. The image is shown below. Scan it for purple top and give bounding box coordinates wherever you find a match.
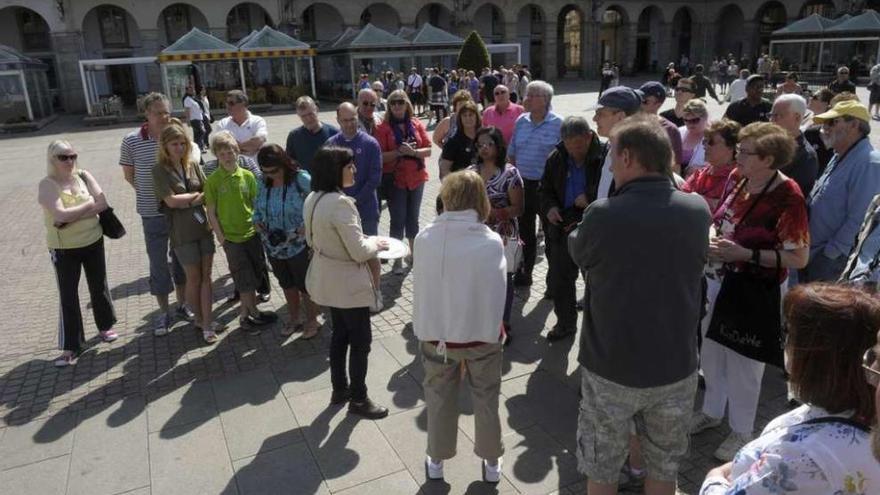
[327,130,382,222]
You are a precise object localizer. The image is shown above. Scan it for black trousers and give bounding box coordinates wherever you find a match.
[519,179,542,275]
[329,306,372,401]
[190,119,209,149]
[547,235,578,328]
[51,238,117,353]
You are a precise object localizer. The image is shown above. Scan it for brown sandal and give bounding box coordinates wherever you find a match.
[281,322,302,337]
[301,321,320,340]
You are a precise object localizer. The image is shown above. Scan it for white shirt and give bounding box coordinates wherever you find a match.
[597,148,614,200]
[183,96,203,121]
[700,405,880,495]
[728,78,747,103]
[407,74,422,89]
[678,126,706,171]
[413,210,506,345]
[215,111,268,160]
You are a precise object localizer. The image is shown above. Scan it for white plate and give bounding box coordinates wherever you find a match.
[373,236,409,260]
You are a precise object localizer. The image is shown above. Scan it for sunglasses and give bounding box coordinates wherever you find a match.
[389,100,406,107]
[823,118,841,128]
[683,117,702,124]
[675,87,694,93]
[735,146,760,156]
[56,154,78,162]
[360,101,376,107]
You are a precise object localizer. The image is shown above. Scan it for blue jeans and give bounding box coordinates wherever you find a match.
[389,183,424,240]
[141,216,185,296]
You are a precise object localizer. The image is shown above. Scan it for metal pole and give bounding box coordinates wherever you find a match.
[19,71,33,121]
[309,56,316,98]
[79,61,91,116]
[239,58,247,93]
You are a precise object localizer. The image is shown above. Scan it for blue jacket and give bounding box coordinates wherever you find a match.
[327,130,382,223]
[808,137,880,260]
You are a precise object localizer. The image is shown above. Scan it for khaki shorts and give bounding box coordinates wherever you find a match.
[576,367,697,484]
[223,236,266,292]
[173,236,215,266]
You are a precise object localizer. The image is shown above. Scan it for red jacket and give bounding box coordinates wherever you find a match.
[375,118,430,190]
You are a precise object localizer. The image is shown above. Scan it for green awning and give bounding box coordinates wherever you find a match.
[237,26,311,50]
[826,9,880,33]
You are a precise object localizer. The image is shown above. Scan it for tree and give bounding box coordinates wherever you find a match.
[457,31,491,73]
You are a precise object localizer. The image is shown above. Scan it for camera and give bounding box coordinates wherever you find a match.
[267,229,287,246]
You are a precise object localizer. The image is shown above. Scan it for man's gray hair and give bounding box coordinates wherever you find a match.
[560,116,592,139]
[295,95,317,111]
[142,92,169,113]
[226,89,248,105]
[357,88,378,101]
[775,94,806,117]
[526,80,554,101]
[850,117,872,136]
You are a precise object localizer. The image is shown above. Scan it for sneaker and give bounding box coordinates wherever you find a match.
[690,412,723,435]
[257,292,271,303]
[202,331,218,344]
[153,313,173,337]
[618,461,646,492]
[482,458,503,483]
[392,259,405,275]
[348,397,389,419]
[425,457,444,480]
[252,310,278,324]
[99,329,118,342]
[239,316,264,335]
[175,304,196,322]
[714,431,754,461]
[53,351,78,367]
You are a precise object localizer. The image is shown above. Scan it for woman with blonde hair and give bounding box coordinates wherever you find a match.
[432,89,474,148]
[678,98,710,176]
[152,120,219,343]
[414,170,507,483]
[375,89,432,274]
[38,140,117,367]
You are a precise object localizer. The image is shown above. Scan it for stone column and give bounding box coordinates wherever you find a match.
[139,29,164,94]
[621,22,637,75]
[52,31,87,113]
[543,21,558,81]
[741,21,759,69]
[583,20,601,77]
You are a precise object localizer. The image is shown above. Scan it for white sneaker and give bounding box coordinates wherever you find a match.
[153,313,172,337]
[689,412,723,434]
[425,457,443,480]
[483,458,502,483]
[714,431,754,461]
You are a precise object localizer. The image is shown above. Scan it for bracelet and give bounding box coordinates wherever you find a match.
[751,249,761,265]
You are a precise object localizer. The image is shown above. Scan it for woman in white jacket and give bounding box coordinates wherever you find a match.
[413,170,507,484]
[678,98,709,177]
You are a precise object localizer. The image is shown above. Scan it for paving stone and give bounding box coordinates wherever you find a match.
[212,368,302,460]
[67,397,149,495]
[334,469,420,494]
[0,454,69,495]
[288,387,405,493]
[149,417,236,495]
[501,425,584,494]
[146,380,217,433]
[0,412,76,470]
[376,407,518,494]
[231,442,329,495]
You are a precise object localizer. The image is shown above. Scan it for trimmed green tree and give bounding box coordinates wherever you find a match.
[457,31,491,73]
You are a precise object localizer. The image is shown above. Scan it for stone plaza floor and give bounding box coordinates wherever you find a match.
[1,80,873,494]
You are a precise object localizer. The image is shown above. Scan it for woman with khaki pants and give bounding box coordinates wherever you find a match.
[413,170,507,483]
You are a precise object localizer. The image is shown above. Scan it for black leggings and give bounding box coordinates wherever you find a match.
[329,306,372,401]
[51,238,117,353]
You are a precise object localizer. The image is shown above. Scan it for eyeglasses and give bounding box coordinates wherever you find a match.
[389,100,406,107]
[360,101,376,108]
[735,146,760,156]
[56,154,78,162]
[683,117,702,125]
[822,118,841,128]
[863,348,880,387]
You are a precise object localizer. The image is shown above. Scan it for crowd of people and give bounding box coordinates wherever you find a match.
[36,59,880,494]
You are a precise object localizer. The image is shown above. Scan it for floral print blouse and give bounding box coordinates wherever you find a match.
[700,405,879,495]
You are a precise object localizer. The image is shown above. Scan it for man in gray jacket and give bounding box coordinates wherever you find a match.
[569,115,710,495]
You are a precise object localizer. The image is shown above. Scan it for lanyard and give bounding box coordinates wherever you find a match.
[713,172,778,227]
[264,183,289,230]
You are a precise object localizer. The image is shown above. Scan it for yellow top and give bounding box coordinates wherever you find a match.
[43,174,102,249]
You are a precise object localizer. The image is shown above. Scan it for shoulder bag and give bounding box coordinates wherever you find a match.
[706,173,783,367]
[79,171,126,239]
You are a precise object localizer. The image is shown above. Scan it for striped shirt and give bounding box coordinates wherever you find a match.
[120,125,204,217]
[508,111,563,180]
[119,126,161,217]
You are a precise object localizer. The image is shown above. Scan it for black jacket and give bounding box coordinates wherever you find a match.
[540,135,606,239]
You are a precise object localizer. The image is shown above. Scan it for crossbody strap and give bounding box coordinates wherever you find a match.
[307,192,327,252]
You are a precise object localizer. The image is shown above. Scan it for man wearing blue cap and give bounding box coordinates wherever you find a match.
[638,82,683,170]
[590,86,643,200]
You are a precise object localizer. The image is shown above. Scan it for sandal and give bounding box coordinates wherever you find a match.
[281,321,302,337]
[53,351,79,367]
[301,322,321,340]
[202,331,219,344]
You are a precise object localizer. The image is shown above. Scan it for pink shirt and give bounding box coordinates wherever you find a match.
[482,103,525,144]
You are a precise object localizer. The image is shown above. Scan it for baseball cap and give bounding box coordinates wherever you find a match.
[587,86,642,114]
[813,100,871,124]
[637,82,666,103]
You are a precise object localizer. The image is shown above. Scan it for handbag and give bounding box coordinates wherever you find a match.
[706,173,783,366]
[78,171,126,239]
[503,236,522,273]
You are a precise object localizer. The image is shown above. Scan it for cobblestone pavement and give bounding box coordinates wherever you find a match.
[0,80,874,494]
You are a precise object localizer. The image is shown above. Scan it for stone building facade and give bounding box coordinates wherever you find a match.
[0,0,871,113]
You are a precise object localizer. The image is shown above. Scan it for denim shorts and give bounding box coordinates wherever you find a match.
[576,367,697,483]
